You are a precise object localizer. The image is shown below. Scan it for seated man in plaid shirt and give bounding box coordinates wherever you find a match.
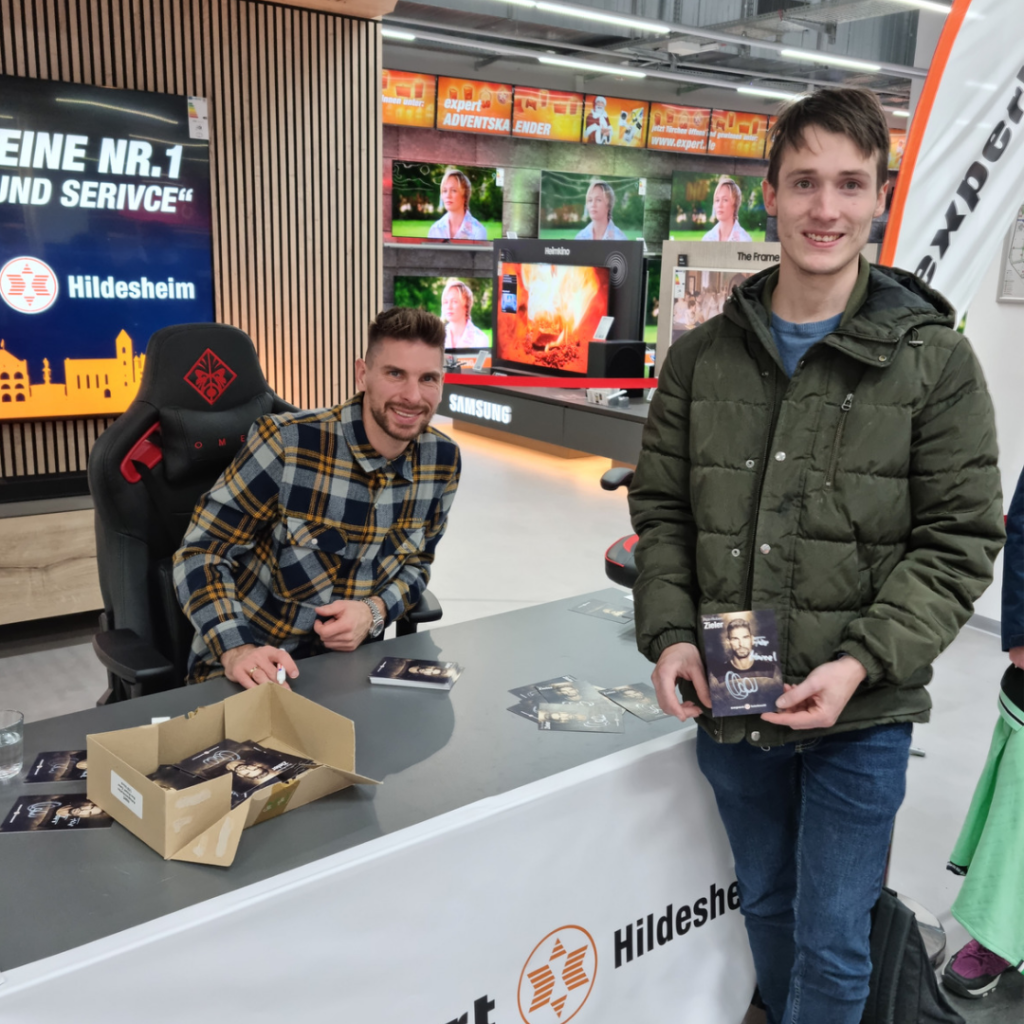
[173,307,461,688]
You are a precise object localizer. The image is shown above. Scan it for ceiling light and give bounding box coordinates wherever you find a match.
[894,0,952,13]
[535,1,671,33]
[537,55,647,78]
[780,49,881,73]
[381,28,416,40]
[737,86,803,102]
[890,109,910,117]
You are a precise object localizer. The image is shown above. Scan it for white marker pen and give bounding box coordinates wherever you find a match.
[277,666,287,686]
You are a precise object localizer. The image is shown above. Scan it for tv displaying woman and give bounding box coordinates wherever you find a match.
[441,279,490,349]
[427,167,489,241]
[702,176,752,242]
[574,180,628,241]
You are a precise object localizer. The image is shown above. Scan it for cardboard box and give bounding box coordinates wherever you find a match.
[87,684,379,867]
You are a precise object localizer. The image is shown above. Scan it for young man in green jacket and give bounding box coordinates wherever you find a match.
[629,87,1005,1024]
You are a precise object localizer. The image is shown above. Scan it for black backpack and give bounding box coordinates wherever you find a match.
[861,888,965,1024]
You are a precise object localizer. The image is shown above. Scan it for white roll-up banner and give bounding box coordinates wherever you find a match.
[881,0,1024,317]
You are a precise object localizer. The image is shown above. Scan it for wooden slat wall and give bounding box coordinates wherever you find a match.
[0,0,383,481]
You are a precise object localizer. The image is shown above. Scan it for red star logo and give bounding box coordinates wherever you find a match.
[184,348,237,405]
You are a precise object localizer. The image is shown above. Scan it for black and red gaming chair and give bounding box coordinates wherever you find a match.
[602,467,638,588]
[88,322,440,703]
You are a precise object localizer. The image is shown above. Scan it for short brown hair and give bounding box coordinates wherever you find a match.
[766,87,889,191]
[366,306,445,362]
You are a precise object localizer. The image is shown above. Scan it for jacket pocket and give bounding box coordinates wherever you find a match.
[825,393,854,490]
[275,516,355,602]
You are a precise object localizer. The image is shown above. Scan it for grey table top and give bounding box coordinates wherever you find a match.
[0,589,681,973]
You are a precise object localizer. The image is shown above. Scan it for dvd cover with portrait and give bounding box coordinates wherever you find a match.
[599,683,669,722]
[369,657,463,690]
[0,793,113,832]
[25,750,89,782]
[702,610,785,717]
[537,703,624,733]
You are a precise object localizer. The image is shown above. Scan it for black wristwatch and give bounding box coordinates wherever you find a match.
[362,598,385,638]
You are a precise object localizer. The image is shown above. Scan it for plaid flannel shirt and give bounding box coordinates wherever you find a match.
[173,395,461,682]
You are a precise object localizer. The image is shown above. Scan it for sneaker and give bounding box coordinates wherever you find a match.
[942,939,1012,998]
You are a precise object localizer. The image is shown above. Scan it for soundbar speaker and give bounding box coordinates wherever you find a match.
[587,339,646,396]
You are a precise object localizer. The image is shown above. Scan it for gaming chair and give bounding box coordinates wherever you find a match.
[602,467,637,588]
[89,323,441,703]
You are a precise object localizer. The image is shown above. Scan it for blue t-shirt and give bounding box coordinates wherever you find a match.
[770,311,842,377]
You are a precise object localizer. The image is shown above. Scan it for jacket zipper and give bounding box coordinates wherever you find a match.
[743,364,783,608]
[825,394,854,489]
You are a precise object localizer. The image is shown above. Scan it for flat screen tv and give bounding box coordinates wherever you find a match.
[643,260,661,347]
[670,267,753,346]
[670,171,766,242]
[393,275,493,350]
[539,171,645,241]
[0,75,213,422]
[390,161,503,243]
[495,262,610,375]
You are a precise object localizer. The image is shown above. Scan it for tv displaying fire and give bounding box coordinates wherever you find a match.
[496,263,610,374]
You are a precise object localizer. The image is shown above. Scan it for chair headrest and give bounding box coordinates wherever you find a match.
[135,323,273,412]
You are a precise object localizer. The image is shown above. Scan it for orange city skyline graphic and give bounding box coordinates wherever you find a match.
[0,330,145,419]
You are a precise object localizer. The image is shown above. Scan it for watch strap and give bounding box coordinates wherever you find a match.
[362,598,385,637]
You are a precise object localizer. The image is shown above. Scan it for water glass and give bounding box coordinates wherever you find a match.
[0,710,25,781]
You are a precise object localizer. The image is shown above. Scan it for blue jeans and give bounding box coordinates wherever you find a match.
[697,723,912,1024]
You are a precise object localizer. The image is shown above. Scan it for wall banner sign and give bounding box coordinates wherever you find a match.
[0,75,213,421]
[582,95,649,148]
[707,109,769,160]
[881,0,1024,316]
[647,103,711,154]
[512,86,585,142]
[382,69,437,129]
[437,77,513,136]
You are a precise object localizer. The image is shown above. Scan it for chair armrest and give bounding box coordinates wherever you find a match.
[406,588,442,625]
[600,467,634,491]
[93,629,176,689]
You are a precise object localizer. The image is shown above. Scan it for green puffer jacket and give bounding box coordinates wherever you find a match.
[630,257,1005,746]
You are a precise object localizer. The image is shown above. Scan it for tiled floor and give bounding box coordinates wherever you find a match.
[0,416,1020,1019]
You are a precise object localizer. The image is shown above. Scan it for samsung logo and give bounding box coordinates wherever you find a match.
[544,246,570,256]
[449,393,512,424]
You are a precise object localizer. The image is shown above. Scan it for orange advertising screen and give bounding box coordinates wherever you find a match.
[647,103,711,154]
[496,263,610,374]
[888,129,906,170]
[708,109,769,159]
[512,86,584,142]
[582,95,649,148]
[437,77,512,136]
[382,70,436,129]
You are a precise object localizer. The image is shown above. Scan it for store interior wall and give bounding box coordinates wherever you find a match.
[382,58,769,308]
[383,125,768,307]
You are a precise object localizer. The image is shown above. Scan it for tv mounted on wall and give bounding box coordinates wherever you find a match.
[390,161,504,243]
[491,239,643,377]
[539,171,645,242]
[393,275,493,350]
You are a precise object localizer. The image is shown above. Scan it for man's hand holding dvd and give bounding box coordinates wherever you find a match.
[369,657,463,690]
[701,610,785,717]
